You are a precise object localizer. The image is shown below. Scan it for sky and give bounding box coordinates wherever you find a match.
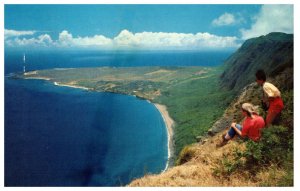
[4,4,294,51]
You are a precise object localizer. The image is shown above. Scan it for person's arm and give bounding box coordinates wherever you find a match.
[232,124,242,136]
[260,86,269,111]
[262,87,269,105]
[262,92,268,103]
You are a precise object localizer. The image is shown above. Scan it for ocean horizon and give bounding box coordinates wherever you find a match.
[5,50,232,75]
[4,50,231,186]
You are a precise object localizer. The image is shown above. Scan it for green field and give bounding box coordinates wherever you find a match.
[153,67,233,155]
[24,66,233,157]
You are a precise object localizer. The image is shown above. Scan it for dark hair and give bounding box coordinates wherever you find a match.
[255,69,266,81]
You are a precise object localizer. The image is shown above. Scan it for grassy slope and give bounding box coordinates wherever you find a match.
[129,70,293,186]
[154,67,233,155]
[130,33,293,186]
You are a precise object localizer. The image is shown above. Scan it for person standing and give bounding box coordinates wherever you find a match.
[255,69,284,127]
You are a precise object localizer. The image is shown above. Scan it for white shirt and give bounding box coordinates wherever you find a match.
[263,82,281,98]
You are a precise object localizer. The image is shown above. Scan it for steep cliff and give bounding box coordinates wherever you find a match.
[128,33,294,187]
[220,32,293,92]
[129,69,293,187]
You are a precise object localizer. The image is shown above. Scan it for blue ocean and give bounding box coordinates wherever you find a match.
[4,50,231,186]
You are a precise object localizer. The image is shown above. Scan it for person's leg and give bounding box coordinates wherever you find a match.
[217,123,242,148]
[224,133,231,140]
[226,123,242,139]
[272,112,281,125]
[267,98,284,126]
[226,127,236,140]
[266,111,279,127]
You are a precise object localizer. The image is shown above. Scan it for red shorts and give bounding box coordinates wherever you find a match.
[268,97,284,114]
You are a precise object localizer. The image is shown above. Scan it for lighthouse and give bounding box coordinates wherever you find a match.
[23,53,26,73]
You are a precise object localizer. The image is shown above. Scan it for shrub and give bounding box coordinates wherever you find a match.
[280,90,293,130]
[212,152,244,178]
[213,81,293,185]
[176,146,196,165]
[213,125,293,186]
[277,167,294,186]
[240,126,292,168]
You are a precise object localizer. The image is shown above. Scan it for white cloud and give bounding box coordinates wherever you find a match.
[113,30,192,48]
[4,29,36,39]
[6,34,53,47]
[57,30,112,47]
[113,30,137,47]
[38,34,53,45]
[58,30,74,46]
[193,33,239,48]
[240,5,293,39]
[5,29,241,50]
[73,35,112,47]
[212,13,237,26]
[112,30,240,49]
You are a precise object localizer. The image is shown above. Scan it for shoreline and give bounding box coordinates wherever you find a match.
[153,103,174,172]
[23,75,174,172]
[23,71,91,91]
[53,82,91,90]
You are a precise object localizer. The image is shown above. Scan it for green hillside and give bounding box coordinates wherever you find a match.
[220,32,293,92]
[129,33,294,187]
[154,68,233,156]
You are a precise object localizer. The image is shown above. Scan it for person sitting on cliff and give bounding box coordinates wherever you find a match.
[255,69,284,127]
[216,103,265,148]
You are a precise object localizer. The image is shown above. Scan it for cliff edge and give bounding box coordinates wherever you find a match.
[129,69,293,186]
[129,33,294,187]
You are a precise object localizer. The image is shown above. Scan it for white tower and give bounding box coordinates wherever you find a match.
[23,53,26,73]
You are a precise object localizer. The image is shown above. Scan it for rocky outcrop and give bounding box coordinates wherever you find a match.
[209,82,259,134]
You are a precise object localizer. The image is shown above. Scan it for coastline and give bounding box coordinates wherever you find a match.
[53,82,91,91]
[23,75,174,172]
[153,103,174,172]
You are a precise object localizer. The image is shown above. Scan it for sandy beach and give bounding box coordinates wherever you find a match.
[154,103,175,172]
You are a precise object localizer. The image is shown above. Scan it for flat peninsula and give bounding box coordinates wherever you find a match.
[22,66,230,160]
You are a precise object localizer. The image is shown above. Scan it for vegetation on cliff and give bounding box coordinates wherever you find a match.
[220,32,293,92]
[129,32,293,186]
[129,71,293,186]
